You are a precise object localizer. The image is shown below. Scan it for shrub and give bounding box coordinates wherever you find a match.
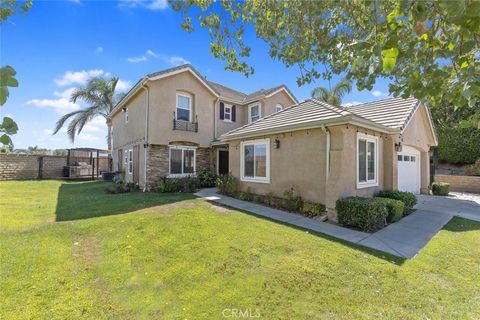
[301,202,326,218]
[378,190,417,215]
[253,194,265,204]
[112,172,124,185]
[438,127,480,164]
[374,197,404,223]
[432,182,450,196]
[281,187,303,212]
[238,189,253,201]
[125,182,139,192]
[155,177,198,193]
[336,197,388,232]
[465,159,480,176]
[197,169,217,187]
[216,174,239,196]
[264,192,274,206]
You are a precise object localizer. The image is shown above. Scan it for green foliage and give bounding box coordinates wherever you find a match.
[0,116,18,146]
[156,177,198,193]
[336,197,388,232]
[311,78,352,106]
[197,169,217,187]
[281,187,303,212]
[0,65,18,106]
[465,159,480,176]
[374,197,405,223]
[0,0,32,23]
[253,194,265,204]
[216,174,239,196]
[432,182,450,196]
[378,190,417,215]
[438,127,480,164]
[301,202,326,218]
[237,191,253,201]
[173,1,480,112]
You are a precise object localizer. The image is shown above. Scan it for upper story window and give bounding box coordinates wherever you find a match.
[275,104,284,113]
[249,104,261,123]
[220,102,236,122]
[176,92,192,122]
[357,133,378,188]
[124,109,128,123]
[224,105,232,121]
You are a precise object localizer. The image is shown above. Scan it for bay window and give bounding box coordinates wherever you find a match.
[169,146,196,176]
[357,133,378,188]
[240,139,270,183]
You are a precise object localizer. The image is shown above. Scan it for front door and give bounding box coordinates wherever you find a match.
[218,150,229,175]
[397,146,421,194]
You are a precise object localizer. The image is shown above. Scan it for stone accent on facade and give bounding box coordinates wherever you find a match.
[146,144,169,189]
[196,147,212,172]
[434,174,480,193]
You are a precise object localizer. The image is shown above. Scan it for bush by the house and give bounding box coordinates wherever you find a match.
[216,174,239,196]
[373,197,404,223]
[377,190,417,215]
[125,182,140,191]
[301,202,326,218]
[465,159,480,176]
[432,182,450,196]
[238,190,253,201]
[155,176,198,193]
[438,127,480,164]
[336,197,388,232]
[197,169,217,187]
[281,187,303,212]
[253,194,265,204]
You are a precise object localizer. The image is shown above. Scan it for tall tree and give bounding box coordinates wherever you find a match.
[311,79,352,106]
[171,0,480,113]
[53,77,123,151]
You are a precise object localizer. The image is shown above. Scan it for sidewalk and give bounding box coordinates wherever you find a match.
[195,188,455,259]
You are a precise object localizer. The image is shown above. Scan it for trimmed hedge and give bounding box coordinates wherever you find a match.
[377,190,417,215]
[432,182,450,196]
[374,197,404,223]
[438,127,480,164]
[336,197,388,232]
[155,176,198,193]
[216,174,239,196]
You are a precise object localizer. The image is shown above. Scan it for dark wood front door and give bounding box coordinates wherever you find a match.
[218,150,229,175]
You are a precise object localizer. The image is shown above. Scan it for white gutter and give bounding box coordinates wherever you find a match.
[142,83,150,192]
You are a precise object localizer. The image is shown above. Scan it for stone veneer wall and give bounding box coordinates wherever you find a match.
[0,154,67,180]
[434,174,480,193]
[146,144,212,189]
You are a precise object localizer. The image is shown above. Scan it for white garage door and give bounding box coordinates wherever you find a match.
[397,146,421,194]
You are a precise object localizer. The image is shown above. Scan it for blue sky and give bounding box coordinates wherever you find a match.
[2,0,391,150]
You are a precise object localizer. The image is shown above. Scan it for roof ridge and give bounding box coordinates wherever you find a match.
[310,98,352,116]
[206,80,247,97]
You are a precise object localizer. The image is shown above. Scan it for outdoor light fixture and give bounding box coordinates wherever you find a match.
[395,142,402,152]
[273,139,280,149]
[122,107,127,112]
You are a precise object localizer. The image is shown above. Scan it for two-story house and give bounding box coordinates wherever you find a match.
[108,64,298,190]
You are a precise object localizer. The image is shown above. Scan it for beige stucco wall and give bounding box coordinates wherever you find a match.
[262,90,295,115]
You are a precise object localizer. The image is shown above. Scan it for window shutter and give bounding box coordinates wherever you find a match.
[220,102,225,120]
[232,105,236,122]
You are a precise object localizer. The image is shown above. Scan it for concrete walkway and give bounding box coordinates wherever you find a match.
[195,188,480,259]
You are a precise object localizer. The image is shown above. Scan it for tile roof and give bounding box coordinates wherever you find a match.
[222,97,421,140]
[206,80,247,102]
[345,97,420,130]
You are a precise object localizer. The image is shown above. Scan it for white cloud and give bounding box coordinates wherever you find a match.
[78,133,99,142]
[26,98,80,114]
[96,46,103,53]
[127,56,148,63]
[372,90,383,97]
[167,56,190,66]
[43,129,54,135]
[116,79,131,92]
[342,101,363,107]
[55,69,105,86]
[53,88,76,100]
[83,117,106,133]
[146,49,160,58]
[119,0,168,10]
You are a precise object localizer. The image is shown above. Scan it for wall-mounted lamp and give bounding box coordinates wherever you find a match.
[395,142,402,152]
[122,107,127,112]
[273,139,280,149]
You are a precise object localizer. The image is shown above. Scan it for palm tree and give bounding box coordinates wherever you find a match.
[311,78,352,106]
[53,77,124,151]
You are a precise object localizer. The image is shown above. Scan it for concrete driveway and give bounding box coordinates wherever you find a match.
[415,192,480,222]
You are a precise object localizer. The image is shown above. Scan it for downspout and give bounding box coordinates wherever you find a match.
[213,98,219,140]
[142,82,150,192]
[320,125,331,180]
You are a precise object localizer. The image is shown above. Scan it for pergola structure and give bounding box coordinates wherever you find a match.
[66,148,111,180]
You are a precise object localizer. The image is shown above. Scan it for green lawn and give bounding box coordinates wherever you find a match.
[1,180,479,319]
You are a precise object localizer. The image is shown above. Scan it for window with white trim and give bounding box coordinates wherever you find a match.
[275,103,283,113]
[241,139,270,183]
[176,92,192,122]
[357,133,378,188]
[169,146,196,176]
[224,105,232,121]
[128,149,133,174]
[249,104,261,123]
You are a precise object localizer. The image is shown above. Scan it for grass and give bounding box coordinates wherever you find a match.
[1,180,479,319]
